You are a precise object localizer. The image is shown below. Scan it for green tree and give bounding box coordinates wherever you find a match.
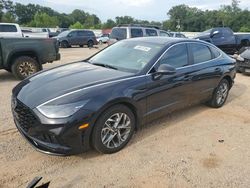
[69,21,84,29]
[29,12,59,27]
[115,16,134,25]
[102,19,116,29]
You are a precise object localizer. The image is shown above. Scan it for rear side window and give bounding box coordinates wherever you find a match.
[146,29,157,36]
[210,46,221,58]
[0,25,17,32]
[86,31,95,36]
[131,28,143,38]
[110,28,127,40]
[190,43,212,64]
[77,31,85,36]
[159,44,188,68]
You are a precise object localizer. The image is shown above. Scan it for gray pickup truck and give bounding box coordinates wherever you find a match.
[195,27,250,55]
[0,38,60,79]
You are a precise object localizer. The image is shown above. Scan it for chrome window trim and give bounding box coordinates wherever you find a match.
[146,41,223,75]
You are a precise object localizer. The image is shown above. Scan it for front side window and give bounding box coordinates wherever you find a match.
[0,25,17,32]
[146,29,157,36]
[131,28,143,38]
[159,44,188,68]
[190,43,212,64]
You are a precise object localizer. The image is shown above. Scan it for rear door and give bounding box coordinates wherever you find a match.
[68,31,78,45]
[146,43,193,121]
[77,30,85,45]
[187,43,223,103]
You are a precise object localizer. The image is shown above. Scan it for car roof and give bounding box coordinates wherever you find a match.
[125,37,198,45]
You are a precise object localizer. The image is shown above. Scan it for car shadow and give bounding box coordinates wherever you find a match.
[0,71,18,82]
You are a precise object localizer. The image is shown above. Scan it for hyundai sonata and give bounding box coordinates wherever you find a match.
[11,37,236,155]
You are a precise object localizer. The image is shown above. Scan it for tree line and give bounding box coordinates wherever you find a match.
[0,0,250,32]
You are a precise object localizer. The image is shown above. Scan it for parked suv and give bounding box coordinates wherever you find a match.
[109,24,165,44]
[56,29,98,48]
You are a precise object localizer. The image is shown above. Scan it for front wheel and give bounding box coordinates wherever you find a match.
[11,56,41,80]
[207,79,230,108]
[92,105,135,154]
[87,40,94,48]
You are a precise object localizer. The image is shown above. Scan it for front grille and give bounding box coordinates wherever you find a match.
[13,98,38,132]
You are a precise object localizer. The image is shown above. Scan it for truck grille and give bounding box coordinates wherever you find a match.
[12,98,38,133]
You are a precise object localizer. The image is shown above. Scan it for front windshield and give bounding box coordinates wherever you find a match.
[58,30,70,37]
[88,40,163,73]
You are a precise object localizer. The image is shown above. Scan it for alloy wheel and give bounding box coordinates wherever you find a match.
[101,113,131,149]
[216,82,229,105]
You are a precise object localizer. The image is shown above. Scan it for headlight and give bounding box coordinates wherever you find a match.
[37,100,89,119]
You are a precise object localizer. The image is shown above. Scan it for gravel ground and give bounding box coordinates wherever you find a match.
[0,46,250,188]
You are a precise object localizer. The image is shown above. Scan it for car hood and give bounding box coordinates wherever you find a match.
[15,62,133,108]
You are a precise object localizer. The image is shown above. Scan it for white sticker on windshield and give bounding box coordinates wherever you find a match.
[134,45,151,52]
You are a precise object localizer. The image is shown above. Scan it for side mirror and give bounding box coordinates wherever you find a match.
[211,30,220,37]
[157,64,176,75]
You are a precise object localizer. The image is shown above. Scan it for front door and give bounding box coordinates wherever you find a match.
[145,43,193,122]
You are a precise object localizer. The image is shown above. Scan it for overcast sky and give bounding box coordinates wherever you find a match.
[13,0,250,22]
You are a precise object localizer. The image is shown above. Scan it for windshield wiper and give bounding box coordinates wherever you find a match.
[92,63,118,70]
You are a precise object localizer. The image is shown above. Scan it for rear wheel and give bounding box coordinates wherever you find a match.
[61,41,69,48]
[11,56,41,80]
[87,40,94,48]
[92,105,135,154]
[207,79,229,108]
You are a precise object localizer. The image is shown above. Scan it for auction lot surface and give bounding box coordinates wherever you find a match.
[0,47,250,188]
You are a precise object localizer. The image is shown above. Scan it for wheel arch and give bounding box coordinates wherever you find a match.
[222,75,233,89]
[7,50,40,70]
[91,98,141,131]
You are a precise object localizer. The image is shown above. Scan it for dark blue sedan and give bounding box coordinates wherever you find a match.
[12,37,236,155]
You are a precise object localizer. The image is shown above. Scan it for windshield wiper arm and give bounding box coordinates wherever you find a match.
[92,63,118,70]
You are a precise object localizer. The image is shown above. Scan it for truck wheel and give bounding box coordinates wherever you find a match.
[11,56,41,80]
[87,40,94,48]
[61,41,69,48]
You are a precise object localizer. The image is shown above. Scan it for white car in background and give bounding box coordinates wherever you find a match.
[96,34,110,44]
[0,23,23,37]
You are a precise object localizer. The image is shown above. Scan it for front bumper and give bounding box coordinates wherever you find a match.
[12,98,93,156]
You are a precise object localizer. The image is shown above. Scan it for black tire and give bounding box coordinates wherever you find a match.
[79,45,84,48]
[61,41,69,48]
[207,79,230,108]
[92,105,135,154]
[87,40,94,48]
[11,56,41,80]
